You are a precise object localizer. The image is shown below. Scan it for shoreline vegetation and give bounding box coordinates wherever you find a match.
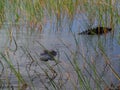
[1,0,119,27]
[0,0,119,90]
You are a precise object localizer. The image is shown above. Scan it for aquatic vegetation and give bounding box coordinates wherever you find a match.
[0,0,5,28]
[0,0,119,90]
[0,52,27,90]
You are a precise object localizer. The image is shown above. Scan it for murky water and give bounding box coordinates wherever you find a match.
[0,18,119,90]
[0,2,120,90]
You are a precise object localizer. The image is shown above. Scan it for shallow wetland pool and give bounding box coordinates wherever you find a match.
[0,0,120,90]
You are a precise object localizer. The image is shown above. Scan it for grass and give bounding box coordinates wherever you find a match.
[0,0,119,90]
[0,0,5,28]
[0,52,27,90]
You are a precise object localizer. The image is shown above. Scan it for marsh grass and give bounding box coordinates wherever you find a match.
[62,32,107,89]
[0,0,5,28]
[0,0,119,90]
[99,43,120,81]
[0,52,27,90]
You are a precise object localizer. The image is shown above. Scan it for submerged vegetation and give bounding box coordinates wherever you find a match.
[0,0,119,90]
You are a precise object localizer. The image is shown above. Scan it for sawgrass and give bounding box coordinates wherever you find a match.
[0,0,119,90]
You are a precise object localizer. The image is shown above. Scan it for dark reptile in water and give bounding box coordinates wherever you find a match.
[40,50,57,61]
[78,27,112,35]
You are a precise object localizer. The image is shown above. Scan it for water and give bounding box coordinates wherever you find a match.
[0,21,119,90]
[0,3,120,90]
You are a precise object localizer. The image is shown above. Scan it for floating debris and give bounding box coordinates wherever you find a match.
[78,27,112,35]
[40,50,57,61]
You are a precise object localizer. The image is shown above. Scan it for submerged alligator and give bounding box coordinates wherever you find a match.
[78,27,112,35]
[40,50,57,61]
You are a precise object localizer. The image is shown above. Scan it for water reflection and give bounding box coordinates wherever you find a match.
[0,14,120,90]
[0,23,119,89]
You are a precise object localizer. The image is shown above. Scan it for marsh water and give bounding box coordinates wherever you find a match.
[0,15,120,90]
[0,2,120,90]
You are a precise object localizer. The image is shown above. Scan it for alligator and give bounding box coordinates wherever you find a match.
[40,50,57,61]
[78,27,112,35]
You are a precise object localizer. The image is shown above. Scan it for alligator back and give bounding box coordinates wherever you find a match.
[78,27,112,35]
